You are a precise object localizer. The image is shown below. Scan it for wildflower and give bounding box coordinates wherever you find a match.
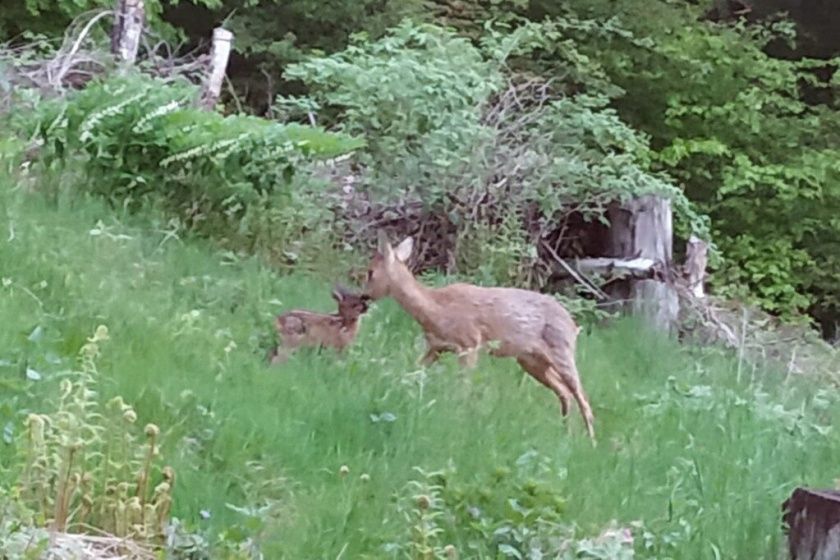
[339,465,350,477]
[92,325,110,342]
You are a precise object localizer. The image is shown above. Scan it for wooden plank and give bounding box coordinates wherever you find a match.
[574,257,656,276]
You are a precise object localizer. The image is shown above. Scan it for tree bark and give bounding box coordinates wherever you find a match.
[603,196,678,333]
[783,487,840,560]
[684,234,708,299]
[111,0,144,64]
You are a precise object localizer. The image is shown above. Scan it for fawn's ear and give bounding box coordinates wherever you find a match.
[331,286,344,303]
[394,237,413,263]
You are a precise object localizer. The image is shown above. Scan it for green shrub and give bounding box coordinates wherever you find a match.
[16,71,363,251]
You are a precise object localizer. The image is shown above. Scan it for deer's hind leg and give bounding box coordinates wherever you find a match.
[541,325,595,441]
[458,346,481,369]
[516,355,572,417]
[418,346,441,366]
[546,351,595,441]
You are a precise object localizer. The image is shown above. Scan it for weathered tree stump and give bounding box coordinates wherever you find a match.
[783,487,840,560]
[579,196,678,333]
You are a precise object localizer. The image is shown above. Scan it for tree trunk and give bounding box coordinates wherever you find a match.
[603,196,678,333]
[111,0,144,64]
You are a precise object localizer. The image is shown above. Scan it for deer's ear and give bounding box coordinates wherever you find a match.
[377,230,395,263]
[394,237,413,263]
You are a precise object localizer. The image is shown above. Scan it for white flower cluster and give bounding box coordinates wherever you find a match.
[131,100,181,134]
[161,132,251,167]
[79,90,145,143]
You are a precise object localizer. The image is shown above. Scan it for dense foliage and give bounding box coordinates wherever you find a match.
[555,1,840,323]
[4,0,838,327]
[277,20,707,289]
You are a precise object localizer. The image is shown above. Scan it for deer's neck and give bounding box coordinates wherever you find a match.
[389,269,441,332]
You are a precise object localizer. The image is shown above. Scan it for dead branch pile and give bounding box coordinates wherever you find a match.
[0,10,208,112]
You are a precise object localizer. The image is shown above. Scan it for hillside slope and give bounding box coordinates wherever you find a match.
[1,181,838,557]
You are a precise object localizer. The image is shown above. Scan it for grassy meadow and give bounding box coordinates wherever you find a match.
[1,178,838,558]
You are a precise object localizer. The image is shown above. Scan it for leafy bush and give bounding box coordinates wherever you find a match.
[384,464,636,559]
[18,71,363,240]
[276,19,709,286]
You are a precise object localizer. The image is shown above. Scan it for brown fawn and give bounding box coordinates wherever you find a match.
[364,232,595,441]
[267,285,370,364]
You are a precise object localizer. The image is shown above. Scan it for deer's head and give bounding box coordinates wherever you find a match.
[365,232,414,300]
[332,284,371,319]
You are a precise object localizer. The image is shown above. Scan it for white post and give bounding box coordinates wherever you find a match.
[200,27,233,110]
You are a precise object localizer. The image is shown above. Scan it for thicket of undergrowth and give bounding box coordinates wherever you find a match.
[5,17,710,296]
[9,3,840,329]
[275,19,709,288]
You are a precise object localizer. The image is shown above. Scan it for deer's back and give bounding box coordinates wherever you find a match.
[277,310,358,349]
[432,284,578,351]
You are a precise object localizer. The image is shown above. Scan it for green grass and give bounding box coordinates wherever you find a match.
[1,181,838,559]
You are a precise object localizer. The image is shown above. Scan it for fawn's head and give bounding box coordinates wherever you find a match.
[365,232,414,300]
[332,284,371,319]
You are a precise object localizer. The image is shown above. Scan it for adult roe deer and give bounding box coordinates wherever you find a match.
[267,285,370,364]
[364,233,595,440]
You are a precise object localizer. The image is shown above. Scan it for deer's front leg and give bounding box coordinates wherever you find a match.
[418,333,446,366]
[418,346,441,366]
[457,347,480,370]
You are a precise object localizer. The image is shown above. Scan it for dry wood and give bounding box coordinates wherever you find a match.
[783,487,840,560]
[600,196,678,332]
[684,234,708,298]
